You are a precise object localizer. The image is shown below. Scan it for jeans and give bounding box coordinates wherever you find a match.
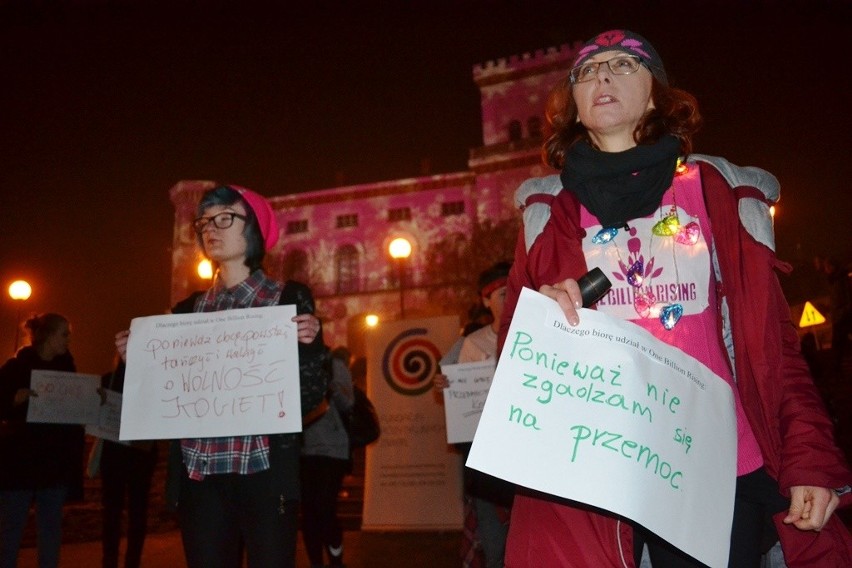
[300,456,348,566]
[100,442,157,568]
[474,497,509,568]
[178,468,299,568]
[0,486,67,568]
[632,468,786,567]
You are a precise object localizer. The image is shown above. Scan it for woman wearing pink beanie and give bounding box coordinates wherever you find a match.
[115,184,328,568]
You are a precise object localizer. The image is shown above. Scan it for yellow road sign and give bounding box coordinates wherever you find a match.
[799,301,826,328]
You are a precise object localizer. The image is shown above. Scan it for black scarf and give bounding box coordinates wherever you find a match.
[560,135,680,229]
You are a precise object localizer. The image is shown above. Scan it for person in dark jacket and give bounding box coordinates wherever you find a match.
[823,257,851,373]
[0,313,84,568]
[299,346,354,568]
[115,184,327,568]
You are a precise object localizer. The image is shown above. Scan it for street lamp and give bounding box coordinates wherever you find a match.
[8,280,32,354]
[197,259,214,280]
[388,237,412,319]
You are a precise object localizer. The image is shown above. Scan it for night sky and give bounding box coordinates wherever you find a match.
[2,0,850,373]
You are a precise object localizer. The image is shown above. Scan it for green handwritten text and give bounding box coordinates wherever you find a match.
[568,424,683,489]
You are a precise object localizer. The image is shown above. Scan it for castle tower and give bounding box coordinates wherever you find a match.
[468,43,579,224]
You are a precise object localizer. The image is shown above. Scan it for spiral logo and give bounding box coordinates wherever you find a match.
[382,328,442,396]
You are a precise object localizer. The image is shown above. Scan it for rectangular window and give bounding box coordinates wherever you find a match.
[336,245,360,294]
[286,219,308,234]
[336,214,359,228]
[388,207,411,222]
[441,201,465,217]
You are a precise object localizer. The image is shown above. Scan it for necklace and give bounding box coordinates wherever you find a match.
[591,161,700,330]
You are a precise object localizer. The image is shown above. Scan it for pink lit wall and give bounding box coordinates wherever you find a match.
[170,43,578,352]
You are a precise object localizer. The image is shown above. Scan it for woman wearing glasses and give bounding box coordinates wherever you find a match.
[115,185,328,568]
[499,30,851,567]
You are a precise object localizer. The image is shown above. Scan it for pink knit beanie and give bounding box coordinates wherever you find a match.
[231,185,280,250]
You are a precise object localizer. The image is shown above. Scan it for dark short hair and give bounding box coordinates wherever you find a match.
[542,77,702,169]
[196,185,266,272]
[477,261,512,293]
[25,313,68,348]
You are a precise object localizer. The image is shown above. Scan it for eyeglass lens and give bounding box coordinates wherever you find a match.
[571,55,641,83]
[193,212,239,233]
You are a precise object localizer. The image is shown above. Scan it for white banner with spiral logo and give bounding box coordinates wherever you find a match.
[361,315,464,530]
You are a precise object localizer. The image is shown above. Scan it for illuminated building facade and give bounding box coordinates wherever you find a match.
[169,43,579,354]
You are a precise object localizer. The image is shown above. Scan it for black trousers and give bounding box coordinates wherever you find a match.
[178,466,299,568]
[299,455,349,566]
[100,442,158,568]
[633,467,788,568]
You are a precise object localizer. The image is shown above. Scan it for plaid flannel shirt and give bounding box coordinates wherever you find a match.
[180,270,284,481]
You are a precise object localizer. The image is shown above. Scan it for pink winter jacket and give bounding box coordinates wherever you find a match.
[498,157,852,567]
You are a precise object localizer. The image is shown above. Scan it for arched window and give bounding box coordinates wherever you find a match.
[508,120,522,141]
[282,249,309,283]
[336,244,360,294]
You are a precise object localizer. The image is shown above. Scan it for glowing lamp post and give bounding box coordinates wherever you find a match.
[388,237,412,319]
[197,259,214,280]
[8,280,32,353]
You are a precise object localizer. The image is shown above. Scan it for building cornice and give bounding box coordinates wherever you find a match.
[269,172,476,210]
[473,43,579,87]
[467,141,542,174]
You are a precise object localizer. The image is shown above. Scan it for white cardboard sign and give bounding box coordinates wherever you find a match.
[120,305,301,440]
[85,389,125,443]
[467,288,736,568]
[441,360,495,444]
[27,370,100,424]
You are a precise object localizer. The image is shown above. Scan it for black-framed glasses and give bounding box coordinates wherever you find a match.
[569,54,643,84]
[192,212,247,234]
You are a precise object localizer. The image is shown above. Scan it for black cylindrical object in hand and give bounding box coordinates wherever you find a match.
[577,267,612,308]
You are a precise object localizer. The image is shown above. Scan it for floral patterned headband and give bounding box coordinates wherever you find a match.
[572,29,668,86]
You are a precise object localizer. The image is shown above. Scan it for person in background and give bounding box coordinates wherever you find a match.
[300,346,355,568]
[435,261,515,568]
[350,356,367,392]
[115,184,327,568]
[0,313,84,568]
[97,360,158,568]
[499,29,851,567]
[823,257,851,374]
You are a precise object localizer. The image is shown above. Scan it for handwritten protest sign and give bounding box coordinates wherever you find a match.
[120,305,300,440]
[467,288,736,568]
[441,360,495,444]
[27,370,100,424]
[86,390,125,443]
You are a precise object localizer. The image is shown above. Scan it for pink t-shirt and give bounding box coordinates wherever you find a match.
[580,163,763,476]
